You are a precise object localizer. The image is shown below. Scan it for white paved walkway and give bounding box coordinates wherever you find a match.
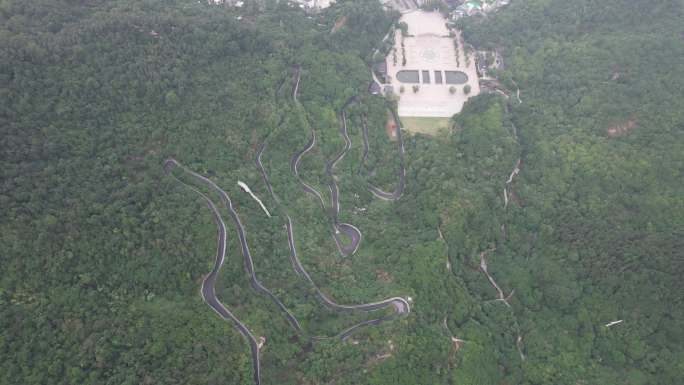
[386,11,480,118]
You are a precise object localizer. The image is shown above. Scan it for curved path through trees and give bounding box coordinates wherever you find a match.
[256,147,411,341]
[289,127,362,256]
[479,248,513,307]
[164,67,413,384]
[290,129,326,209]
[163,160,263,385]
[252,68,410,340]
[500,98,526,361]
[326,103,363,256]
[475,96,527,360]
[256,141,279,205]
[165,159,302,333]
[359,107,406,201]
[292,65,301,102]
[289,83,363,256]
[285,215,410,340]
[448,82,526,360]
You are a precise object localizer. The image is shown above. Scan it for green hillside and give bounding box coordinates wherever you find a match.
[1,0,682,384]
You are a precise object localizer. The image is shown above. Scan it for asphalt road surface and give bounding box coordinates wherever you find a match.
[164,160,262,385]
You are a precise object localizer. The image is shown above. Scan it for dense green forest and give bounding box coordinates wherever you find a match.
[1,0,682,384]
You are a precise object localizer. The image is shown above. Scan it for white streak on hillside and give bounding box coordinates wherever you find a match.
[238,181,271,217]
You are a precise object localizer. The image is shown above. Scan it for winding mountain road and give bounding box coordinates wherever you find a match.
[255,141,280,205]
[163,161,262,385]
[256,143,410,340]
[360,107,406,201]
[254,68,409,340]
[289,91,363,257]
[164,66,413,384]
[285,215,409,338]
[165,159,302,332]
[255,151,410,340]
[290,129,327,209]
[326,105,364,256]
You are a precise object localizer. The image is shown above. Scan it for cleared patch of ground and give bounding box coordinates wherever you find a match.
[607,118,637,137]
[375,269,393,283]
[400,116,450,136]
[331,15,347,33]
[386,110,398,140]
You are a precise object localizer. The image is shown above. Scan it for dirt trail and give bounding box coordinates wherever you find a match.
[503,158,521,209]
[292,65,301,102]
[437,226,451,272]
[479,248,514,307]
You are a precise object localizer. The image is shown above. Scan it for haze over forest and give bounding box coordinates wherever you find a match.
[1,1,683,384]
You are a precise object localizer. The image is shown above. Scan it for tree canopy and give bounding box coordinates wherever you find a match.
[1,0,682,384]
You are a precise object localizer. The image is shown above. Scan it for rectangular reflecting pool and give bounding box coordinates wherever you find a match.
[434,70,443,84]
[396,70,420,83]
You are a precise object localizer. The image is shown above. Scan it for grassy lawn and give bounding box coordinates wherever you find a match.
[400,117,451,136]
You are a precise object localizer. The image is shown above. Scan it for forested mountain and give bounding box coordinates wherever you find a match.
[1,0,682,384]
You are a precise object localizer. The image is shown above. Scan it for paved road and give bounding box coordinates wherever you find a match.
[163,160,262,385]
[325,100,363,256]
[163,68,411,384]
[257,148,410,342]
[290,129,327,209]
[255,141,279,205]
[286,216,410,339]
[333,222,362,256]
[360,106,406,201]
[166,159,301,331]
[290,100,363,257]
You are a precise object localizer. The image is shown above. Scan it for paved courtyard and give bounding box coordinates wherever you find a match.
[386,11,480,118]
